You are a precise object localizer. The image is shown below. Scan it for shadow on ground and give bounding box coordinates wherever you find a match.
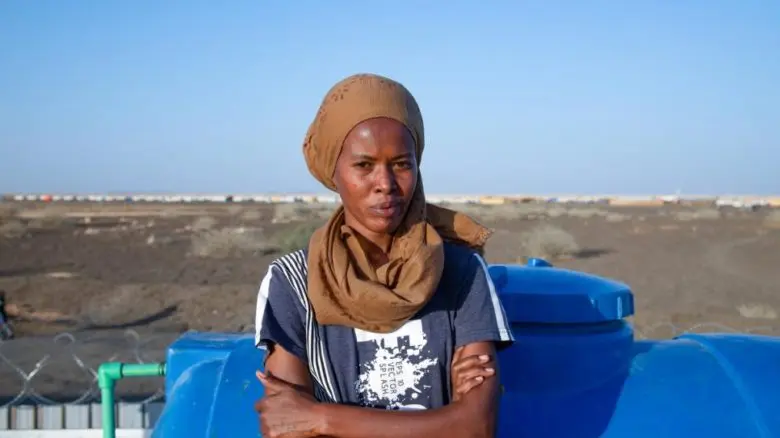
[82,305,179,331]
[574,248,613,259]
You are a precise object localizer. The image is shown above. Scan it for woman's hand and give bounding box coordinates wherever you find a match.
[451,353,496,402]
[255,370,325,438]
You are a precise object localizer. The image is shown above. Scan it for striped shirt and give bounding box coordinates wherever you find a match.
[255,242,513,410]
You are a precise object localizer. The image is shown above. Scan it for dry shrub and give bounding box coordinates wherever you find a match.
[504,204,551,220]
[83,284,145,326]
[191,216,216,231]
[0,205,68,237]
[0,218,27,238]
[445,203,491,220]
[239,209,263,222]
[0,203,19,219]
[190,227,276,258]
[566,208,607,219]
[227,205,244,216]
[25,210,68,231]
[546,207,567,218]
[272,222,321,253]
[763,210,780,229]
[447,203,549,222]
[694,208,722,220]
[449,203,612,222]
[673,209,721,221]
[273,203,337,223]
[518,224,580,261]
[605,212,631,223]
[737,303,777,320]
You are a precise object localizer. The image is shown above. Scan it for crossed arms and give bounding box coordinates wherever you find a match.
[255,341,501,438]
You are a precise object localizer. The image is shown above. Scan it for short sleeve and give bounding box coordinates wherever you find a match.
[453,253,515,350]
[255,264,307,363]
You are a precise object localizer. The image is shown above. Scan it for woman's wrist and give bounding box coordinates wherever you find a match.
[312,402,333,436]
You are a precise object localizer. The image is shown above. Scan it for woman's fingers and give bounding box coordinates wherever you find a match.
[455,367,495,392]
[458,366,495,382]
[452,353,496,396]
[456,375,486,395]
[452,354,490,372]
[451,352,498,399]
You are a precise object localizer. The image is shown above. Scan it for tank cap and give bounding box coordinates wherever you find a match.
[488,259,634,324]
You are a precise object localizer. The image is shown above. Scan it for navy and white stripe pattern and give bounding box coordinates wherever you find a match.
[473,253,514,342]
[258,250,341,403]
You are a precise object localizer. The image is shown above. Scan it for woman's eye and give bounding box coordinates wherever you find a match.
[395,161,412,169]
[355,162,372,169]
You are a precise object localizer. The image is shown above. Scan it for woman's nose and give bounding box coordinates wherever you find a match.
[374,165,398,193]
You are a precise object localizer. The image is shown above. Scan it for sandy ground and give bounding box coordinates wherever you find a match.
[1,201,779,402]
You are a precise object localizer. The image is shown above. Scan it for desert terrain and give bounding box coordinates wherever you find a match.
[1,200,779,403]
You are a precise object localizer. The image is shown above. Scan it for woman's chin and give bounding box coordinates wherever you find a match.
[365,217,402,236]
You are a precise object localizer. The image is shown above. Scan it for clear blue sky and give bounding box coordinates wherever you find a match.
[1,1,778,195]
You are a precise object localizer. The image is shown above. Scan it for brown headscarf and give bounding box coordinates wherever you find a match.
[303,73,492,334]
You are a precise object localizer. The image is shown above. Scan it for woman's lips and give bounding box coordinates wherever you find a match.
[370,200,402,218]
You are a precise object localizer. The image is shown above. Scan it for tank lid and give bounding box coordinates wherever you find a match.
[488,259,634,324]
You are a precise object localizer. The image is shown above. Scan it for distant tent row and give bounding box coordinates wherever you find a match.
[2,193,779,208]
[2,193,342,204]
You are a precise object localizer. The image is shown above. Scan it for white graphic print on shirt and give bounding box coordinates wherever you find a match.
[353,319,438,410]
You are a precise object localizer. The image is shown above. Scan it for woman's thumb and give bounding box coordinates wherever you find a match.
[256,370,285,393]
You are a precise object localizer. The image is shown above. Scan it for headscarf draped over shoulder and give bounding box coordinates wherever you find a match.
[303,73,492,334]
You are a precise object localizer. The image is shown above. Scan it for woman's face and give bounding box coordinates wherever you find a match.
[333,117,418,240]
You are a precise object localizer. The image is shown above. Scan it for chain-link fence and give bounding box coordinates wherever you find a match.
[0,322,776,431]
[0,330,176,407]
[0,328,179,431]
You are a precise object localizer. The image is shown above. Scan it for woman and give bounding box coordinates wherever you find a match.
[254,73,514,438]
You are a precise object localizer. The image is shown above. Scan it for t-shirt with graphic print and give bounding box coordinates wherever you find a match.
[255,241,514,411]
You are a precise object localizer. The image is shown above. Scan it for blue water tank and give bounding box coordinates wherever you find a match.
[151,260,780,438]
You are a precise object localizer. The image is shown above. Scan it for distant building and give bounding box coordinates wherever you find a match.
[608,196,664,207]
[315,195,340,204]
[478,196,506,205]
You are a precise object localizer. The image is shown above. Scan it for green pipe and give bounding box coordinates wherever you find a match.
[98,362,166,438]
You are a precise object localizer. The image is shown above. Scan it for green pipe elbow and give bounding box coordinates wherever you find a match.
[98,362,123,389]
[98,362,166,438]
[98,362,166,388]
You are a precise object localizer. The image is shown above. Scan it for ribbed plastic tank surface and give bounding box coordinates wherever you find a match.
[491,260,780,437]
[151,259,780,438]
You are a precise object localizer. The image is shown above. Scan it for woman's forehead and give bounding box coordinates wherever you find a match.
[344,117,415,148]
